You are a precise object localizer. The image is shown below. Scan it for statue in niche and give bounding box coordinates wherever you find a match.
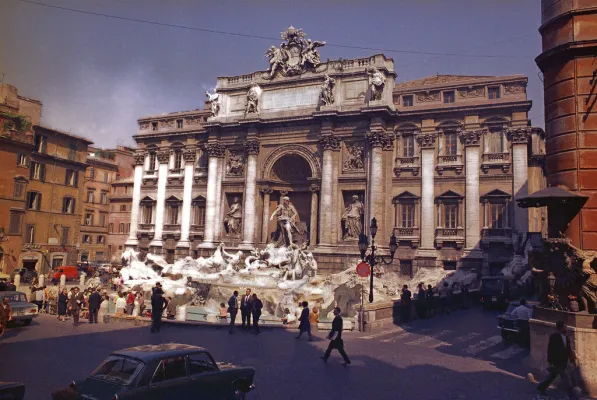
[205,89,220,117]
[344,145,364,171]
[270,196,300,247]
[341,195,364,240]
[320,74,335,106]
[226,151,244,177]
[367,67,385,101]
[245,83,261,114]
[224,197,242,236]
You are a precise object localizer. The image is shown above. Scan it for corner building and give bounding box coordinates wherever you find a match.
[127,32,545,275]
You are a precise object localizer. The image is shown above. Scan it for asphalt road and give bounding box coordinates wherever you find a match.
[0,306,571,400]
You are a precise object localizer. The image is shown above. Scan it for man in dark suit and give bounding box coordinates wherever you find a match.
[150,283,167,333]
[69,287,84,326]
[401,285,412,322]
[251,293,263,335]
[537,320,576,395]
[88,287,102,324]
[228,290,239,334]
[321,307,351,366]
[240,288,253,331]
[296,301,312,341]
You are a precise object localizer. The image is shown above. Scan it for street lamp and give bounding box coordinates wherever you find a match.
[547,272,557,295]
[358,217,398,303]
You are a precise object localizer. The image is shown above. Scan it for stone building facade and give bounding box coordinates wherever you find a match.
[107,176,134,263]
[80,146,134,263]
[126,28,545,274]
[536,0,597,249]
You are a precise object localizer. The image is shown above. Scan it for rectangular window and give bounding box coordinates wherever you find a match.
[68,144,77,161]
[97,235,105,245]
[119,223,125,233]
[17,154,29,166]
[444,133,458,156]
[120,205,127,212]
[52,257,64,268]
[30,162,45,181]
[168,204,179,224]
[26,191,41,210]
[62,197,75,214]
[151,122,158,131]
[193,204,206,226]
[109,223,114,233]
[24,224,35,244]
[87,191,95,203]
[100,192,108,204]
[399,260,413,278]
[173,151,182,169]
[34,135,47,153]
[149,153,157,171]
[84,213,93,226]
[402,135,415,157]
[99,213,107,227]
[490,203,506,229]
[487,129,504,153]
[443,91,455,104]
[143,205,153,224]
[488,87,500,100]
[61,227,70,246]
[13,181,25,199]
[126,223,130,233]
[82,235,92,244]
[9,212,23,235]
[401,203,415,228]
[402,95,413,107]
[65,169,78,187]
[443,261,457,271]
[103,172,109,183]
[176,119,183,129]
[444,204,458,229]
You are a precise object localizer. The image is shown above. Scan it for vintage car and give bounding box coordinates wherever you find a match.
[69,343,255,400]
[0,291,38,326]
[497,300,532,346]
[480,276,521,310]
[0,381,25,400]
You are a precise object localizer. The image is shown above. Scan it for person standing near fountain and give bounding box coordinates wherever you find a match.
[150,283,167,333]
[240,288,253,331]
[296,301,313,341]
[251,293,263,335]
[228,290,239,334]
[321,307,351,366]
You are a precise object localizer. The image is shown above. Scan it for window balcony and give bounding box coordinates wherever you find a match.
[139,223,154,231]
[169,168,183,175]
[481,152,511,174]
[190,224,205,238]
[436,154,463,175]
[480,227,513,247]
[163,223,181,232]
[435,227,464,249]
[393,156,420,177]
[393,227,420,248]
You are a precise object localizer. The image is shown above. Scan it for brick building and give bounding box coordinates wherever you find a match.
[536,0,597,249]
[107,176,134,263]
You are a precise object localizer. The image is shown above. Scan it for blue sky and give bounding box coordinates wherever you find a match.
[1,0,544,148]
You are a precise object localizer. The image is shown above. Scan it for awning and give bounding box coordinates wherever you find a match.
[517,186,589,210]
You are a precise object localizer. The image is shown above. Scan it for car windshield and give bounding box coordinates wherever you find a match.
[3,294,27,302]
[90,356,144,386]
[481,279,503,292]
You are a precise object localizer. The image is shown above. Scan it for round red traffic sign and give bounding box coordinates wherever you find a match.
[356,262,371,277]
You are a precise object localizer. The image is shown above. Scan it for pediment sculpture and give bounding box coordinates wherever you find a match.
[265,26,326,79]
[205,89,220,117]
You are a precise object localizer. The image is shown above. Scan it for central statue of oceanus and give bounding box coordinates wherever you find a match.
[269,196,307,247]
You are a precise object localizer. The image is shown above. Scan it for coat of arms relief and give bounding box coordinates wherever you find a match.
[264,26,326,79]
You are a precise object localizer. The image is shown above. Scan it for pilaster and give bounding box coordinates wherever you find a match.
[508,127,531,236]
[149,149,170,248]
[415,132,438,261]
[318,135,340,247]
[460,130,484,261]
[178,147,196,248]
[125,151,145,247]
[240,139,260,248]
[200,143,225,248]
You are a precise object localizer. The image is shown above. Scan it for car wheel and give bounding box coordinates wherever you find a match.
[23,319,32,326]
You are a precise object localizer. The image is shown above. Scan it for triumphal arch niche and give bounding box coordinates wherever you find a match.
[130,25,543,273]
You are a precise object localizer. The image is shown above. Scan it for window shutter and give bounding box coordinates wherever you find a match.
[37,193,42,210]
[40,164,45,182]
[29,164,34,180]
[74,171,78,187]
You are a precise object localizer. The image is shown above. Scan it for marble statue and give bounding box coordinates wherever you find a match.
[224,197,242,236]
[226,151,244,177]
[342,195,364,240]
[265,46,286,80]
[344,144,364,171]
[301,39,326,68]
[367,67,385,101]
[320,74,335,106]
[569,244,597,314]
[269,196,299,247]
[205,89,220,117]
[245,83,261,114]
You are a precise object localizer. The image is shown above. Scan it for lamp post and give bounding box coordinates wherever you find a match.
[358,217,398,303]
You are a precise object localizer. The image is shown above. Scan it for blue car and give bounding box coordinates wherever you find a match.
[69,343,255,400]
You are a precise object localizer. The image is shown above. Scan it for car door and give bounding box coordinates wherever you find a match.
[187,352,229,399]
[148,357,193,400]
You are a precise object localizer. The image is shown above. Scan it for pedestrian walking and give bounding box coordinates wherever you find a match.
[321,307,351,366]
[537,321,577,396]
[251,293,263,335]
[426,284,435,317]
[439,282,451,314]
[1,297,12,329]
[57,288,68,322]
[400,285,412,322]
[228,290,239,334]
[125,291,135,315]
[416,283,427,319]
[240,288,253,331]
[296,301,313,341]
[87,287,101,324]
[69,287,84,326]
[35,285,46,312]
[166,297,176,320]
[150,283,167,333]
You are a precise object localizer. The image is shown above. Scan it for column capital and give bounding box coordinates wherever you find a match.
[507,127,532,144]
[415,132,437,149]
[156,149,170,164]
[244,139,261,155]
[309,184,320,192]
[183,148,197,162]
[459,129,485,147]
[133,151,146,165]
[259,187,273,194]
[366,131,393,150]
[319,135,341,151]
[205,142,226,158]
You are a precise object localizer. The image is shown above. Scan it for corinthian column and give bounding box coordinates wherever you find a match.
[241,139,260,248]
[415,133,437,257]
[318,135,340,247]
[260,187,273,243]
[508,127,531,236]
[460,130,483,254]
[310,185,319,246]
[125,151,146,247]
[178,147,196,248]
[150,149,170,248]
[200,143,225,248]
[366,131,392,237]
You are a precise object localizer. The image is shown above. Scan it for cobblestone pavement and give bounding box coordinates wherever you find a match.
[0,307,581,400]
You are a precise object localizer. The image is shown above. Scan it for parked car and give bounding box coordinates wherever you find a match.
[0,278,16,292]
[48,266,79,283]
[9,268,37,284]
[0,291,38,326]
[480,276,521,310]
[497,300,532,347]
[68,343,255,400]
[0,381,25,400]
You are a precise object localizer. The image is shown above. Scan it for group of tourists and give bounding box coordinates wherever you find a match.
[226,288,264,334]
[56,286,108,325]
[405,281,471,322]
